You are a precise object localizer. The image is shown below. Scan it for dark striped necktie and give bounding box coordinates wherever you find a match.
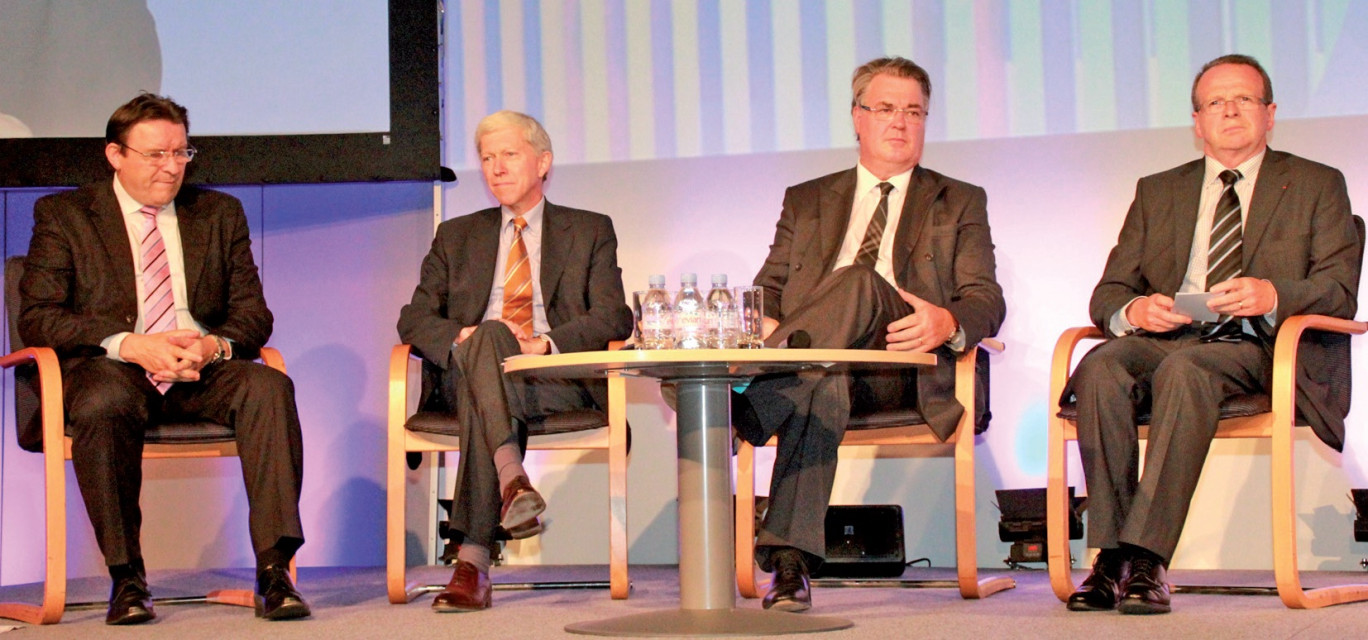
[1201,169,1244,342]
[855,182,894,268]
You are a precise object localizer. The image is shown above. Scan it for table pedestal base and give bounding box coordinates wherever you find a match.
[564,608,853,636]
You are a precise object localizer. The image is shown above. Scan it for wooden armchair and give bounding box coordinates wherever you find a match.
[735,339,1015,599]
[1,250,293,625]
[386,341,629,603]
[1046,316,1368,609]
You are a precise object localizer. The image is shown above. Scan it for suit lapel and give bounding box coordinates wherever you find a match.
[1241,150,1289,264]
[1170,161,1203,287]
[540,201,569,309]
[467,210,501,320]
[818,170,858,271]
[176,194,208,302]
[892,166,939,278]
[89,184,139,307]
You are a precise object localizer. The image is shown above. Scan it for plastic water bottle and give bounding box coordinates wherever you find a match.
[673,273,705,349]
[640,275,674,350]
[705,274,738,348]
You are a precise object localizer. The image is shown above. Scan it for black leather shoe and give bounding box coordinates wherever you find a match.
[1067,550,1129,611]
[762,548,811,613]
[1118,555,1171,615]
[106,574,155,625]
[255,563,311,620]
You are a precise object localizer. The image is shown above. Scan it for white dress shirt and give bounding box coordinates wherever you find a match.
[101,176,207,361]
[480,198,558,353]
[1111,150,1277,335]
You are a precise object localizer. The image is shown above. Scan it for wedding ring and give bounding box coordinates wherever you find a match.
[1238,300,1245,309]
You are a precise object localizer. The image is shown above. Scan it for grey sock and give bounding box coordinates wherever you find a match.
[457,542,491,574]
[494,441,526,493]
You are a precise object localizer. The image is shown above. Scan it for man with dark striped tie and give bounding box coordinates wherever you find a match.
[18,93,309,623]
[1063,54,1361,615]
[739,57,1005,613]
[397,111,632,612]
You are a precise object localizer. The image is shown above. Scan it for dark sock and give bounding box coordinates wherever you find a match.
[256,546,292,573]
[1120,543,1167,568]
[109,562,140,582]
[1096,547,1126,565]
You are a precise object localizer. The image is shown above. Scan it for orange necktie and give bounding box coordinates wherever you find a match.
[501,216,534,335]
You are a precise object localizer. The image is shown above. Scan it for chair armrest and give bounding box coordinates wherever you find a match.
[0,346,65,454]
[978,337,1005,355]
[258,347,286,374]
[1048,327,1105,416]
[1269,315,1368,422]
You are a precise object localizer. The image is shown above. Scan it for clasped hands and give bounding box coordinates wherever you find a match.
[120,329,222,383]
[1125,277,1276,333]
[756,288,957,354]
[456,320,549,355]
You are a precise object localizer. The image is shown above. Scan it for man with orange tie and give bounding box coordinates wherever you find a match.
[397,110,633,612]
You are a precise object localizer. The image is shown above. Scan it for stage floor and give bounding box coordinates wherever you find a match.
[3,564,1368,638]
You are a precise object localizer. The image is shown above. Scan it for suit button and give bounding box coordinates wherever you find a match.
[923,253,933,261]
[125,315,135,323]
[794,264,803,271]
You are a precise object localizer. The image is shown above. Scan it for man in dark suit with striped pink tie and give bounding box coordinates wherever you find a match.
[18,93,309,624]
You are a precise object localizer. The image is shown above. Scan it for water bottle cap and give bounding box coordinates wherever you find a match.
[680,273,697,285]
[711,274,728,286]
[648,274,666,288]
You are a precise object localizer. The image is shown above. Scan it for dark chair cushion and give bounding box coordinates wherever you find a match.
[1056,393,1272,424]
[57,421,237,445]
[849,408,928,431]
[406,409,608,438]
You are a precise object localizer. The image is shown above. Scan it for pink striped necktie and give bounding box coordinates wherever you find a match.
[139,205,177,393]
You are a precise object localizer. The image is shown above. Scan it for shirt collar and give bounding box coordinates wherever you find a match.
[1203,149,1266,188]
[501,197,546,230]
[855,163,915,198]
[112,175,174,216]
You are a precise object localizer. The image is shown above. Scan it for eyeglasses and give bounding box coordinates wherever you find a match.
[1198,95,1267,114]
[858,103,928,123]
[121,144,197,163]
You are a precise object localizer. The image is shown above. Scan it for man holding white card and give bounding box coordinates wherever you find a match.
[1061,55,1361,615]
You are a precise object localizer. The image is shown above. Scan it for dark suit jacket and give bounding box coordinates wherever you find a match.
[1089,150,1361,450]
[15,181,273,450]
[396,201,633,411]
[753,166,1006,441]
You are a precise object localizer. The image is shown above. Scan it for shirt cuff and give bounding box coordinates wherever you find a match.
[1109,297,1145,336]
[102,332,131,362]
[945,327,967,353]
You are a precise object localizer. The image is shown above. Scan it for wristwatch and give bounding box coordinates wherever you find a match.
[535,334,552,354]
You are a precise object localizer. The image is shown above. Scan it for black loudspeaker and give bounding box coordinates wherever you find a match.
[811,505,906,578]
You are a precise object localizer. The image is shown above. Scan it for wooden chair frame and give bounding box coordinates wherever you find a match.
[0,346,294,625]
[1046,316,1368,609]
[734,339,1015,599]
[386,343,630,603]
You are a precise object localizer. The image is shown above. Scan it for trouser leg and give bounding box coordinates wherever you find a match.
[165,360,306,557]
[442,321,591,547]
[1119,338,1270,560]
[64,359,158,567]
[749,265,912,570]
[1069,335,1171,550]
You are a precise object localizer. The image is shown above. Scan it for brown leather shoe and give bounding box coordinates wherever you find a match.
[500,475,546,531]
[432,562,491,612]
[1118,555,1171,615]
[1067,550,1129,611]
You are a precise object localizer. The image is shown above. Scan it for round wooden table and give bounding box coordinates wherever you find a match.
[505,348,935,637]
